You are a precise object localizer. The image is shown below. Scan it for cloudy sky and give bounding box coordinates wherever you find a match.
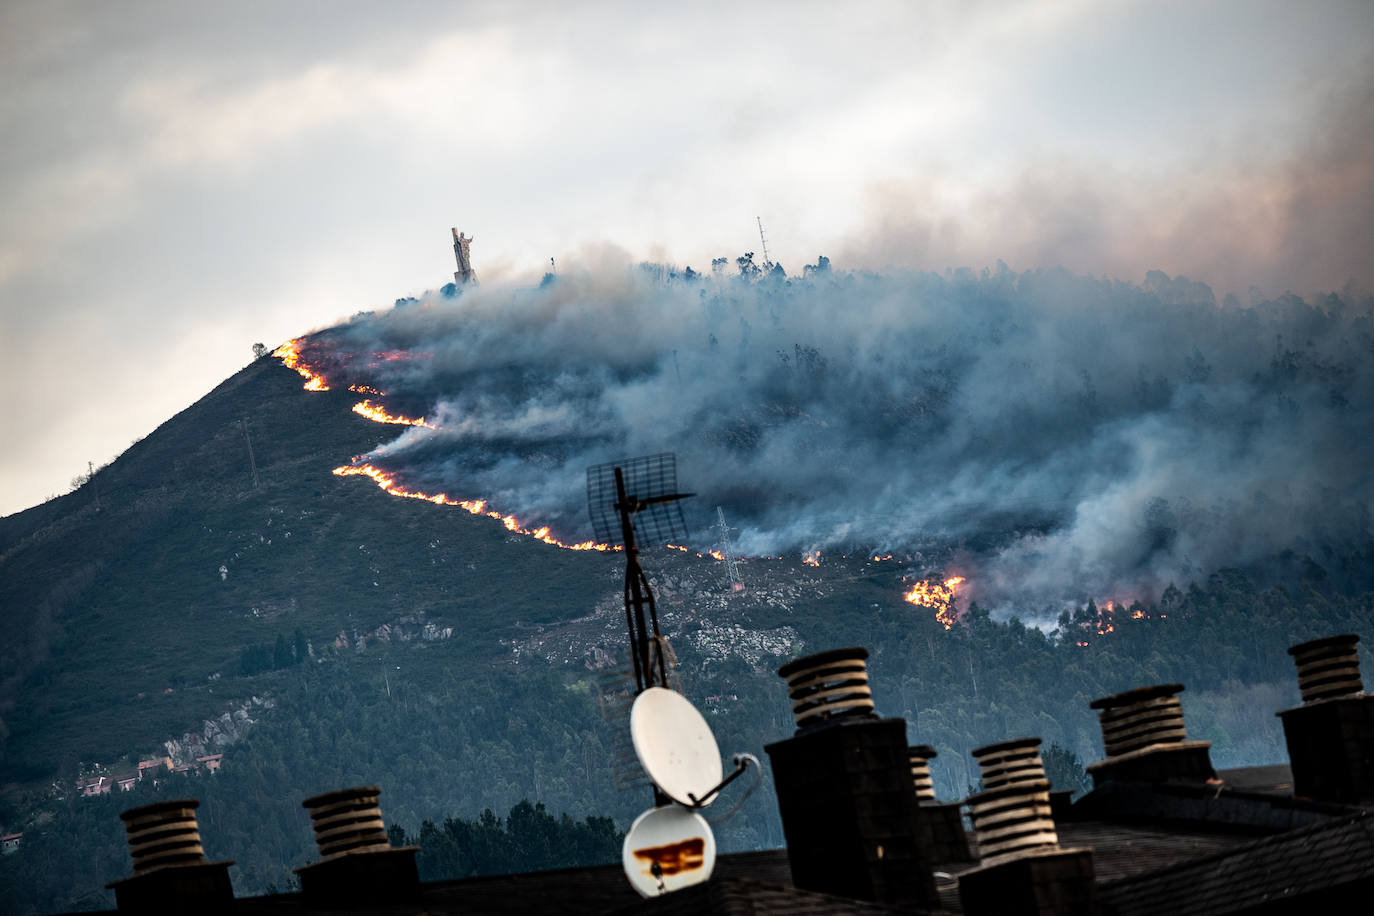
[1,0,1370,517]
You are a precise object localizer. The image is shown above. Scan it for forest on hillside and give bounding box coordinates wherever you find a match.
[2,565,1368,914]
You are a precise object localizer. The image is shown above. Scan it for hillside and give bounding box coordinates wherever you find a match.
[0,353,633,784]
[2,267,1373,913]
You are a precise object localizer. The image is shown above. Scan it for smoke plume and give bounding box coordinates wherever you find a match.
[298,258,1374,612]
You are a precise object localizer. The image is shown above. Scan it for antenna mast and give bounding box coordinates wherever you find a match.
[756,217,771,268]
[712,507,741,589]
[586,455,693,696]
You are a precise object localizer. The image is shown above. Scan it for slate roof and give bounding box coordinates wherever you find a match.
[218,850,924,916]
[1097,811,1374,916]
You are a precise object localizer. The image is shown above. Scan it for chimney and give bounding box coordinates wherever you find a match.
[910,743,974,864]
[909,745,937,801]
[105,799,235,912]
[1085,683,1215,786]
[294,786,420,904]
[1277,634,1374,805]
[764,647,939,907]
[958,738,1097,916]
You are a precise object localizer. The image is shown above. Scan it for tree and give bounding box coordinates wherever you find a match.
[251,343,268,360]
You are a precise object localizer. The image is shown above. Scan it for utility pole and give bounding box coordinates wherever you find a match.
[240,419,260,489]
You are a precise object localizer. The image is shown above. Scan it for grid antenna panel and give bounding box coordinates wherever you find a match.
[586,453,689,548]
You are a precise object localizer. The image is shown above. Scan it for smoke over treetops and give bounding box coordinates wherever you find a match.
[289,257,1374,614]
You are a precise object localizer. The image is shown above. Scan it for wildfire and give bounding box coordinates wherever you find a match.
[708,549,726,561]
[872,554,894,562]
[274,340,330,391]
[351,400,434,428]
[1097,600,1116,635]
[802,551,821,567]
[903,576,966,629]
[349,384,385,395]
[332,463,617,551]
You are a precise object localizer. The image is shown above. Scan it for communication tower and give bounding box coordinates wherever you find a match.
[712,507,741,589]
[756,217,771,268]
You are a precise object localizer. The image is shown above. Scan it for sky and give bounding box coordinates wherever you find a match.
[1,0,1371,518]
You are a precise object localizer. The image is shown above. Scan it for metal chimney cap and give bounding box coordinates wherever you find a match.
[777,646,868,679]
[971,737,1041,759]
[909,744,938,759]
[1090,683,1185,710]
[302,786,381,809]
[119,798,200,821]
[1289,633,1360,656]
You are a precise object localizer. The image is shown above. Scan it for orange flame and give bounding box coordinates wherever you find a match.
[349,384,385,395]
[709,549,726,561]
[332,464,617,552]
[903,576,965,629]
[351,399,434,428]
[872,554,893,562]
[275,339,330,391]
[802,551,821,567]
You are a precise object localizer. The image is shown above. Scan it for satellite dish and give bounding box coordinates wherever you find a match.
[630,687,723,806]
[621,804,716,898]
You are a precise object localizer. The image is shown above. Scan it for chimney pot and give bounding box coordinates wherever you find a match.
[1085,683,1214,785]
[295,786,420,903]
[765,647,939,907]
[1278,634,1374,805]
[776,646,875,731]
[1288,633,1363,703]
[958,738,1097,915]
[909,744,938,801]
[106,799,235,911]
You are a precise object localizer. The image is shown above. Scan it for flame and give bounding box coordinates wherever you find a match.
[872,554,893,562]
[903,575,965,629]
[332,463,617,551]
[1131,609,1146,620]
[708,549,725,561]
[802,551,821,567]
[349,384,385,395]
[275,339,330,391]
[351,399,434,428]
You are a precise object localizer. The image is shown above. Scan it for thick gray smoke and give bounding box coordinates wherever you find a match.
[300,259,1374,610]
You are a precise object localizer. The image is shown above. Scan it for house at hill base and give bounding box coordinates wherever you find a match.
[79,633,1374,914]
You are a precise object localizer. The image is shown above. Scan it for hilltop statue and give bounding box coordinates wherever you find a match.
[452,229,477,286]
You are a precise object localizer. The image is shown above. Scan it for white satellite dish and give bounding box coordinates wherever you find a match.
[621,804,716,897]
[630,687,723,806]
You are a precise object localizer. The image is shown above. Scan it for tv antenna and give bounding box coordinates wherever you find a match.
[586,453,693,696]
[622,804,716,898]
[756,217,771,268]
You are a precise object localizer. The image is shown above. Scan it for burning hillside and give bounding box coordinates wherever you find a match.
[275,261,1374,615]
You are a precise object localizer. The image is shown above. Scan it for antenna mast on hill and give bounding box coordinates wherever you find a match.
[712,507,741,589]
[756,217,771,268]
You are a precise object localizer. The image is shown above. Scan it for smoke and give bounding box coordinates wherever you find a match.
[841,85,1374,300]
[299,258,1374,612]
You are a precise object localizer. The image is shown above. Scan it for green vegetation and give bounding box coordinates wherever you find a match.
[0,347,1370,915]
